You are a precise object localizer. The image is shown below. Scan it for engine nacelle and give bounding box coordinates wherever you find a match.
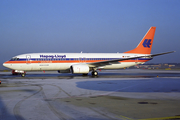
[70,64,89,74]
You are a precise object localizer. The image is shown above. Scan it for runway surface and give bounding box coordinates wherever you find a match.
[0,69,180,120]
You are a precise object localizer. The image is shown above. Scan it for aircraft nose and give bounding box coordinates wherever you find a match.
[3,62,9,68]
[3,63,7,67]
[3,62,14,70]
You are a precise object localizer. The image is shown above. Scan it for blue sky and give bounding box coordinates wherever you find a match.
[0,0,180,69]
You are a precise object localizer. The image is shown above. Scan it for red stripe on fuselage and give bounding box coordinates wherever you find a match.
[4,60,149,64]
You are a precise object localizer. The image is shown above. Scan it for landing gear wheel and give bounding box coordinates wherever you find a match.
[92,71,98,76]
[21,73,25,77]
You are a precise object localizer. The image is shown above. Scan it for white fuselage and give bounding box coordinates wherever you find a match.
[3,53,151,71]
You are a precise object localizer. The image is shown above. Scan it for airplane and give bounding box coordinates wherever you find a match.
[3,27,174,77]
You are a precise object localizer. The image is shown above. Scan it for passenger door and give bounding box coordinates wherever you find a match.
[26,55,31,64]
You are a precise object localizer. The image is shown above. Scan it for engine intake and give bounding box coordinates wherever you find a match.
[70,64,89,74]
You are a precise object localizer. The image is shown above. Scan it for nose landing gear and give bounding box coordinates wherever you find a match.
[21,73,26,77]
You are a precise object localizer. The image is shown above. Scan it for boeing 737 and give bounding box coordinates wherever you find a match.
[3,27,174,77]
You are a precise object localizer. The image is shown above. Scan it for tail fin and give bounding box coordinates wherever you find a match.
[124,27,156,54]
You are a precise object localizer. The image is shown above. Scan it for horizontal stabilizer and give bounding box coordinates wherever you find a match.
[149,51,175,57]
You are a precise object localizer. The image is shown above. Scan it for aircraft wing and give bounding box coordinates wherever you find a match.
[88,51,175,67]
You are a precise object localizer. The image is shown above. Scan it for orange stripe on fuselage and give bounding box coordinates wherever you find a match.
[4,60,149,64]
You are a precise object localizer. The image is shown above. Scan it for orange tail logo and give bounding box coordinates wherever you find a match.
[124,27,156,54]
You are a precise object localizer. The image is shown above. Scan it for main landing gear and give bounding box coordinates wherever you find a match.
[91,71,98,76]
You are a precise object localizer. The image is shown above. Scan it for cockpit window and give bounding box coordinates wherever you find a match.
[11,57,19,61]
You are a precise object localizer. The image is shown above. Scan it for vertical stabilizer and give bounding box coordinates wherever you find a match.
[124,27,156,54]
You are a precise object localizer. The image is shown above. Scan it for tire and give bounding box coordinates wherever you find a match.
[92,71,98,76]
[94,71,98,76]
[91,71,94,76]
[21,73,25,77]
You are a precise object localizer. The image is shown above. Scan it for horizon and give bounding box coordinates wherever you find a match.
[1,0,180,69]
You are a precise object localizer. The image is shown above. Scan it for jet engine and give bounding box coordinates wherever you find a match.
[70,64,89,74]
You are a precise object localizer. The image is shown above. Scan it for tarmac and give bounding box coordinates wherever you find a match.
[0,69,180,120]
